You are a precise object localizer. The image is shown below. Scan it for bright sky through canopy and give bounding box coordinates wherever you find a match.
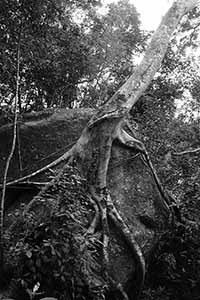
[101,0,173,30]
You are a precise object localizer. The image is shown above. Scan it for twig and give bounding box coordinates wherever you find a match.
[7,181,49,187]
[0,34,21,263]
[172,147,200,156]
[1,149,72,187]
[17,123,23,175]
[0,149,139,189]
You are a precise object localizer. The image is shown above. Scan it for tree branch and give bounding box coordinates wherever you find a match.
[0,31,21,263]
[88,0,199,127]
[172,147,200,156]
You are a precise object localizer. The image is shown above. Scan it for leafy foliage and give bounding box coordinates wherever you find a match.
[0,0,101,111]
[141,221,200,300]
[4,166,105,300]
[0,0,147,112]
[80,0,148,107]
[131,8,200,300]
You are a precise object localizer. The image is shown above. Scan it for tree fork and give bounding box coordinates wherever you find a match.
[87,0,199,127]
[4,0,198,188]
[78,121,146,298]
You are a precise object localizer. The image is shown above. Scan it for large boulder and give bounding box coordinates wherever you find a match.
[0,109,168,299]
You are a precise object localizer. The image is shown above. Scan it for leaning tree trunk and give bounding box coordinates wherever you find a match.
[51,0,198,293]
[2,1,199,300]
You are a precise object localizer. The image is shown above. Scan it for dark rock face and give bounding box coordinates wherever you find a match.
[0,108,95,182]
[108,143,165,286]
[0,108,167,298]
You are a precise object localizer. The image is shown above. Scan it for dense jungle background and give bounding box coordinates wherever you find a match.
[0,0,200,299]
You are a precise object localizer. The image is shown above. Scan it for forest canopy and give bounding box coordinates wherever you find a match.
[0,0,146,111]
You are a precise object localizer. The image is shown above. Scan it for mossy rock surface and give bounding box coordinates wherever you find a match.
[1,108,168,299]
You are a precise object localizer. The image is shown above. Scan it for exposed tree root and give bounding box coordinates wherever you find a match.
[3,122,175,299]
[86,193,100,235]
[88,122,147,299]
[117,127,171,217]
[116,283,129,300]
[116,127,185,227]
[89,186,109,279]
[89,184,145,299]
[89,182,146,298]
[2,122,179,299]
[107,193,145,298]
[109,278,129,300]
